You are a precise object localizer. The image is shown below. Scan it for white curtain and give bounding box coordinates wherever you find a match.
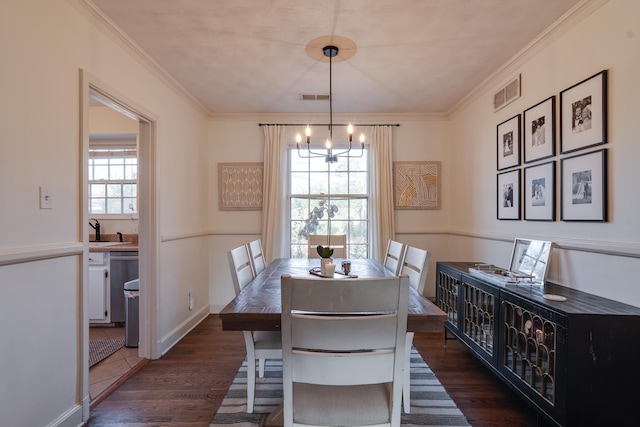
[261,125,288,263]
[369,125,395,262]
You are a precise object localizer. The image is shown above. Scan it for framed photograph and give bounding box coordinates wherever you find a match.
[218,162,263,210]
[560,70,608,154]
[497,114,521,170]
[497,169,520,220]
[524,161,555,221]
[523,96,555,163]
[560,149,607,221]
[393,161,441,210]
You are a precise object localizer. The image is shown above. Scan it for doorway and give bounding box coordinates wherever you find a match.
[80,70,158,409]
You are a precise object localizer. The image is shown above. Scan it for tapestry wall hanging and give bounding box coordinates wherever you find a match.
[393,161,441,210]
[218,162,263,211]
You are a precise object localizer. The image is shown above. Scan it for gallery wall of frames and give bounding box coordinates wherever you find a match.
[496,70,608,222]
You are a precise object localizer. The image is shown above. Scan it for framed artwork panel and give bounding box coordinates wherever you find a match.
[497,114,521,170]
[524,96,556,163]
[524,161,555,221]
[218,162,263,211]
[393,161,441,210]
[560,70,608,154]
[497,169,521,220]
[560,149,607,221]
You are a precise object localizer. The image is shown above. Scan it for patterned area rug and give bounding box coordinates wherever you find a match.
[89,338,125,368]
[210,347,471,427]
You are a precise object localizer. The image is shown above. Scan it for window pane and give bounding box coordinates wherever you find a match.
[94,165,109,180]
[329,172,348,194]
[309,172,329,194]
[124,165,137,180]
[349,198,368,220]
[123,198,137,213]
[290,171,309,194]
[90,199,105,214]
[122,184,136,197]
[107,198,122,214]
[290,152,309,172]
[349,151,368,171]
[107,184,122,197]
[90,183,106,197]
[308,156,328,172]
[349,172,368,194]
[110,164,124,180]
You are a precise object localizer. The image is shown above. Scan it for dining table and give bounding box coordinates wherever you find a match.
[219,257,447,333]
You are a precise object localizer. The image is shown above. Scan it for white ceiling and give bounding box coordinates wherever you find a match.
[92,0,581,115]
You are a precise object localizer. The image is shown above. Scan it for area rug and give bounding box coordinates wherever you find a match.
[89,338,125,368]
[210,347,471,427]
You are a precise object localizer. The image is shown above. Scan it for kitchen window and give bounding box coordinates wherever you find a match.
[88,141,138,215]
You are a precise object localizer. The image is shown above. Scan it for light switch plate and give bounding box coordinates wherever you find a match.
[40,186,52,209]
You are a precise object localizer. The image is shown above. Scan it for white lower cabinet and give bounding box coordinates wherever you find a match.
[88,252,110,323]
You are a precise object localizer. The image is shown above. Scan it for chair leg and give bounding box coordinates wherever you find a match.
[403,332,414,414]
[247,355,256,413]
[258,358,266,378]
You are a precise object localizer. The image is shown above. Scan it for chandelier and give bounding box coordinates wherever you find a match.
[296,45,365,163]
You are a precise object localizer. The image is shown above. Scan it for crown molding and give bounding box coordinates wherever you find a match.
[208,112,448,123]
[67,0,210,117]
[447,0,611,119]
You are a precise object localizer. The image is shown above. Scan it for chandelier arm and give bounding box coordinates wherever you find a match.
[297,146,336,158]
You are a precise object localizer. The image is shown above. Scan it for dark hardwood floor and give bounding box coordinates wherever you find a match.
[88,315,543,427]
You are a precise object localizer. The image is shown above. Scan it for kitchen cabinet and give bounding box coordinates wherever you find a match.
[436,261,640,426]
[88,252,110,323]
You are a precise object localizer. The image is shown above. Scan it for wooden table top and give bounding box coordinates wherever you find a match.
[219,258,447,333]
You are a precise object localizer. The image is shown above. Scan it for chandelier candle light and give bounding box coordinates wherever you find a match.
[295,45,365,164]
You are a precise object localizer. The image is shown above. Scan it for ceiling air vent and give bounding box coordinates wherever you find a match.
[494,74,521,112]
[300,94,330,101]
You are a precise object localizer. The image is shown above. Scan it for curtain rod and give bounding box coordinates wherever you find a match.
[258,123,400,127]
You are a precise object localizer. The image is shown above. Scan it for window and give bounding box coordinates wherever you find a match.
[88,147,138,215]
[289,148,369,258]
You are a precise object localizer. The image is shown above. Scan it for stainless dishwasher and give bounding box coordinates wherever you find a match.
[109,251,139,324]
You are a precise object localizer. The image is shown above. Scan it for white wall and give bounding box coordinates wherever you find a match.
[447,0,640,306]
[0,1,210,426]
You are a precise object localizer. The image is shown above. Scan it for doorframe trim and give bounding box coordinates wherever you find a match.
[79,69,159,419]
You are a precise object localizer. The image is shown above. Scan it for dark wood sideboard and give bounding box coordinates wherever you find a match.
[435,261,640,427]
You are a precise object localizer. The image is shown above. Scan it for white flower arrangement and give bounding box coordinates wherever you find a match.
[299,199,339,258]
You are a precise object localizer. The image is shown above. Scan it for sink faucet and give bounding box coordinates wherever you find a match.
[89,218,101,241]
[117,232,123,242]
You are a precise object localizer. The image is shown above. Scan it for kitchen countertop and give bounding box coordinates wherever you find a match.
[89,233,139,252]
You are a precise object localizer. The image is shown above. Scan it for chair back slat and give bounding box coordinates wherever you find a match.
[307,234,347,258]
[384,239,407,275]
[401,246,430,294]
[248,239,266,276]
[227,245,254,295]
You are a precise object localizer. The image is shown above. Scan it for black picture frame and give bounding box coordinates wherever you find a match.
[497,169,520,220]
[560,149,607,222]
[497,114,521,170]
[560,70,608,154]
[524,96,556,163]
[524,161,555,221]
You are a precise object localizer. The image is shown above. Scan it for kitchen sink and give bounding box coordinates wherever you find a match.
[89,241,129,247]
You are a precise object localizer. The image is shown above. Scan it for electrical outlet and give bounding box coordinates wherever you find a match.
[188,290,194,310]
[39,186,52,209]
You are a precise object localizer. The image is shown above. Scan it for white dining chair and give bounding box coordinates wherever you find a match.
[227,244,282,413]
[307,234,346,258]
[400,245,430,413]
[248,238,266,276]
[384,239,407,275]
[281,274,409,427]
